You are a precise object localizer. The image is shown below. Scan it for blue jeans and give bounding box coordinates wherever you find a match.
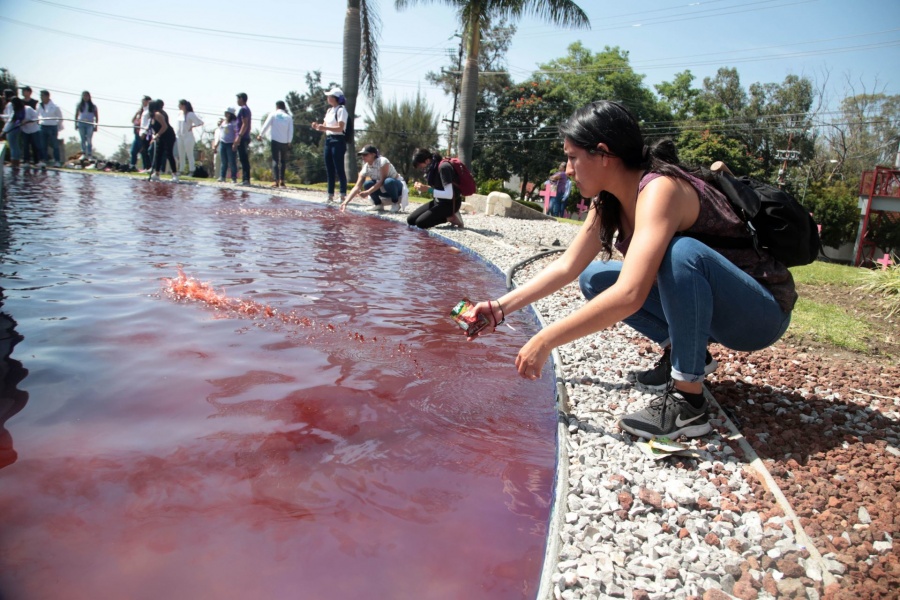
[130,133,149,169]
[5,129,22,161]
[77,122,94,158]
[364,177,402,205]
[219,141,237,181]
[324,136,347,197]
[578,237,791,383]
[549,196,564,217]
[41,125,60,164]
[271,140,289,182]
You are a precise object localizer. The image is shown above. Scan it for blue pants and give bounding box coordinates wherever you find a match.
[219,141,237,181]
[130,133,149,169]
[41,125,60,164]
[549,196,564,217]
[324,136,347,197]
[77,122,94,158]
[5,129,22,161]
[364,177,402,205]
[578,237,791,383]
[271,140,289,182]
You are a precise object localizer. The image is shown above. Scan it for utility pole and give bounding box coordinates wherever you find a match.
[443,33,464,157]
[775,131,801,187]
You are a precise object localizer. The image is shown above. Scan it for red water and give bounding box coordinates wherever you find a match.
[0,171,557,600]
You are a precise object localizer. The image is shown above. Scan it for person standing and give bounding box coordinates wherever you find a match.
[341,145,404,213]
[311,87,348,203]
[408,148,465,229]
[147,99,177,182]
[233,92,252,185]
[0,97,38,168]
[76,91,98,160]
[216,107,238,183]
[37,90,63,167]
[130,96,151,171]
[549,162,569,217]
[175,99,204,176]
[19,86,38,165]
[257,100,294,187]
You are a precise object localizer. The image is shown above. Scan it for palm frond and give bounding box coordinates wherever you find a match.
[360,0,383,100]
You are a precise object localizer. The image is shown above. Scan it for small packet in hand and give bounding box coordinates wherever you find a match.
[450,298,490,337]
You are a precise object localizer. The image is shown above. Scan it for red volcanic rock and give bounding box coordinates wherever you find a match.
[704,532,721,547]
[678,527,690,539]
[618,491,634,512]
[702,590,732,600]
[777,558,806,578]
[638,487,663,510]
[732,575,759,600]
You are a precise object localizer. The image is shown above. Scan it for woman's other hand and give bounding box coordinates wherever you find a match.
[515,334,550,380]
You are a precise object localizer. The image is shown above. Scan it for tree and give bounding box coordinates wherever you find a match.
[426,16,516,154]
[0,68,17,96]
[536,43,672,133]
[804,180,860,248]
[357,92,439,181]
[474,79,569,198]
[396,0,589,168]
[343,0,381,176]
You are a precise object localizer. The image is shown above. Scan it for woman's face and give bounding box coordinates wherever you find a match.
[326,95,338,107]
[416,158,431,172]
[563,138,605,198]
[360,153,375,165]
[82,92,90,102]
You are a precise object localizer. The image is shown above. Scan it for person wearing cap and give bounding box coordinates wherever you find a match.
[311,87,349,202]
[341,145,404,213]
[216,107,239,183]
[37,90,64,167]
[233,93,252,185]
[130,96,152,171]
[257,100,294,187]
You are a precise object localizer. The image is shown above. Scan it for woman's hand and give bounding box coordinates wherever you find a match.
[515,333,551,380]
[414,181,428,194]
[359,189,370,198]
[465,300,504,341]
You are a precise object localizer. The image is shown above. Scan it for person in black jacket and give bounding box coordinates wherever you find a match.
[407,148,464,229]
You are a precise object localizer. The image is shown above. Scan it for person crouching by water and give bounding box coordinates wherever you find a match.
[466,100,796,440]
[408,148,464,229]
[148,99,178,182]
[341,145,404,213]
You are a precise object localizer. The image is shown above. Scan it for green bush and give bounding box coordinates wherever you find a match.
[868,213,900,254]
[857,261,900,317]
[804,181,859,248]
[476,179,519,199]
[516,199,544,212]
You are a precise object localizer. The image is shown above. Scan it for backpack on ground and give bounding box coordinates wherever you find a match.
[442,158,477,197]
[688,170,821,267]
[192,164,209,178]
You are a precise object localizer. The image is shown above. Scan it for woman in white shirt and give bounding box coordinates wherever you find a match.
[311,87,349,203]
[175,99,204,175]
[75,91,98,160]
[340,145,404,213]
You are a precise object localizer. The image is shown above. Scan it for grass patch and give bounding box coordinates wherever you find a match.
[789,261,865,286]
[789,297,873,353]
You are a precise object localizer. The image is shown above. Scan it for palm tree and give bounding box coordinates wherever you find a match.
[396,0,589,167]
[343,1,381,175]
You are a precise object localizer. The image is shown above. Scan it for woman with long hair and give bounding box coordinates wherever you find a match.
[175,99,204,176]
[147,99,178,182]
[467,100,796,440]
[75,91,98,160]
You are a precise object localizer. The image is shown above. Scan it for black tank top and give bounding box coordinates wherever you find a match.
[151,110,176,142]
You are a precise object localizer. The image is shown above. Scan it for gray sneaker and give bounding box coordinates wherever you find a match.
[618,384,711,439]
[631,347,717,389]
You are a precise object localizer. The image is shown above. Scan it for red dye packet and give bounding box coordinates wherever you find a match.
[450,298,490,337]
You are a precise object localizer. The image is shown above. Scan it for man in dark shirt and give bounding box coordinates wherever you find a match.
[20,86,38,163]
[233,92,252,185]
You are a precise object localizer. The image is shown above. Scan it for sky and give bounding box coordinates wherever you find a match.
[1,0,898,158]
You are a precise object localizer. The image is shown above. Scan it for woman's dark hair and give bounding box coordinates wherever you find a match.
[412,147,433,167]
[148,100,163,114]
[77,91,96,115]
[9,97,24,120]
[559,100,687,259]
[179,99,194,113]
[225,111,236,123]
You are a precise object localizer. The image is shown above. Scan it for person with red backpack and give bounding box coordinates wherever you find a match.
[408,148,466,229]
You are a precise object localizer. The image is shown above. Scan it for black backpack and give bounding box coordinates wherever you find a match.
[192,164,209,178]
[686,171,821,267]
